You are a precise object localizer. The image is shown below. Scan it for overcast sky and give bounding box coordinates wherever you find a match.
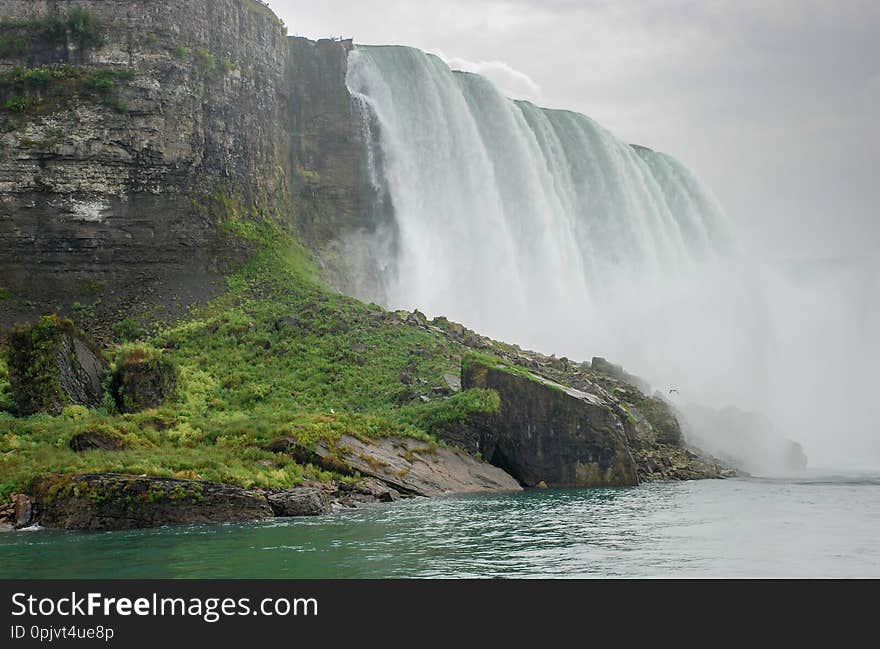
[270,0,879,261]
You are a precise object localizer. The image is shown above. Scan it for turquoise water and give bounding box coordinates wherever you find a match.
[2,476,879,578]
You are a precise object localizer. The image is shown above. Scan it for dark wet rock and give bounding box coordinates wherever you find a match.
[431,411,497,458]
[335,478,401,506]
[268,487,330,517]
[462,355,639,488]
[30,474,272,531]
[109,349,177,413]
[274,316,304,332]
[262,436,298,454]
[13,494,34,529]
[6,315,106,416]
[0,502,13,527]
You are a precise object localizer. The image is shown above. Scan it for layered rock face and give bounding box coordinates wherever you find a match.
[462,356,640,488]
[287,36,393,301]
[0,0,291,330]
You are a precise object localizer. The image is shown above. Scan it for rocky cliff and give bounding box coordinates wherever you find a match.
[461,354,639,487]
[287,36,392,301]
[0,0,292,331]
[0,1,383,335]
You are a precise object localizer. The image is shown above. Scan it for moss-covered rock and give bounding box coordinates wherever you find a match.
[30,473,272,530]
[69,425,130,452]
[5,315,106,416]
[109,347,178,413]
[462,353,639,488]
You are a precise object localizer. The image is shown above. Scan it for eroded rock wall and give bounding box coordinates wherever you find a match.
[287,36,394,303]
[0,0,291,330]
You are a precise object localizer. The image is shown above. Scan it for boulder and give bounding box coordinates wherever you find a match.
[6,315,106,416]
[30,474,272,530]
[443,373,462,392]
[109,348,177,413]
[267,487,331,517]
[300,434,522,497]
[462,354,639,488]
[69,426,130,452]
[12,493,34,529]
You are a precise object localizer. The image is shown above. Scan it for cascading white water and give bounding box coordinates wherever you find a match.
[345,44,880,471]
[346,45,730,352]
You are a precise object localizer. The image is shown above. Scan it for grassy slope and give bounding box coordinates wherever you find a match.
[0,229,499,500]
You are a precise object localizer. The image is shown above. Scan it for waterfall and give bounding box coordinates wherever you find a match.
[345,45,731,349]
[344,44,879,469]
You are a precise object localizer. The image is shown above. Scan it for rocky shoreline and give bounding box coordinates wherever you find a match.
[0,327,739,532]
[0,439,523,531]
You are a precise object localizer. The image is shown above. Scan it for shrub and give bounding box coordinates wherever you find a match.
[3,96,27,113]
[67,7,104,50]
[5,315,72,415]
[22,68,52,86]
[194,48,216,72]
[112,318,142,342]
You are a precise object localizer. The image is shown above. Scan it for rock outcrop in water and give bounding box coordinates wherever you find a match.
[421,324,734,483]
[25,445,520,529]
[460,354,639,488]
[31,474,274,531]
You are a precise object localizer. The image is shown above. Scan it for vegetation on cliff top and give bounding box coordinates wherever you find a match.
[0,222,498,500]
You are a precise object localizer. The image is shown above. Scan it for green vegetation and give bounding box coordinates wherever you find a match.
[67,6,104,50]
[4,315,78,418]
[194,48,217,73]
[399,389,500,431]
[0,7,103,57]
[0,356,15,415]
[112,319,142,343]
[190,48,236,78]
[3,95,27,112]
[0,64,134,121]
[0,214,506,499]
